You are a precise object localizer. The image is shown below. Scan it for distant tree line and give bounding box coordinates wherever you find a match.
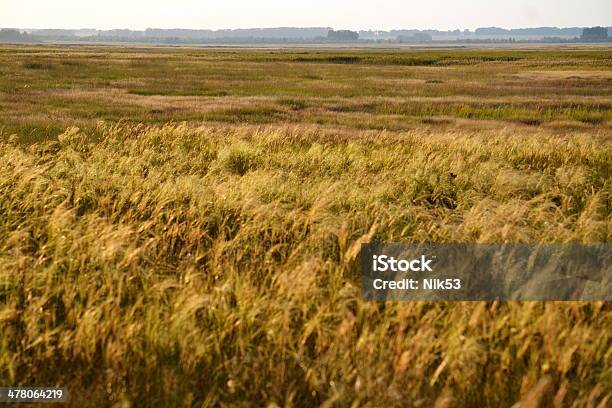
[581,26,608,40]
[1,26,610,45]
[397,33,432,43]
[0,29,36,42]
[327,30,359,41]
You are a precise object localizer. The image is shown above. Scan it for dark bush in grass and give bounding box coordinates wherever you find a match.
[22,61,54,70]
[516,118,542,126]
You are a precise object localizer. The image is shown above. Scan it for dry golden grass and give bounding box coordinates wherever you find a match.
[1,45,611,143]
[0,121,610,406]
[0,44,610,406]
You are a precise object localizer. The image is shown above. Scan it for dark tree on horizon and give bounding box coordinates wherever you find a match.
[581,26,608,40]
[327,29,359,41]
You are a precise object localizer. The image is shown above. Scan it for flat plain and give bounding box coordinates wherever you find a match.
[0,44,610,407]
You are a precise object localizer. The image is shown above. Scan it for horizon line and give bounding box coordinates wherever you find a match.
[5,24,611,32]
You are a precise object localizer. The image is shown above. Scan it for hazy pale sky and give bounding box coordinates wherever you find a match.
[1,0,611,30]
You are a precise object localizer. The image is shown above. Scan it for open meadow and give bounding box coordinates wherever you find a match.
[0,45,610,406]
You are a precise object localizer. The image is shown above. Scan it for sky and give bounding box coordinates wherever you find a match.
[1,0,611,31]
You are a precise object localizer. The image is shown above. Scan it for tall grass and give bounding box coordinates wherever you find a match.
[0,123,610,406]
[1,46,611,140]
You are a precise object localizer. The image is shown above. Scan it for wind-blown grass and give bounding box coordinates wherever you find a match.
[0,123,609,406]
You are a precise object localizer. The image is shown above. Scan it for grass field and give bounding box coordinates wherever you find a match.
[0,45,610,407]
